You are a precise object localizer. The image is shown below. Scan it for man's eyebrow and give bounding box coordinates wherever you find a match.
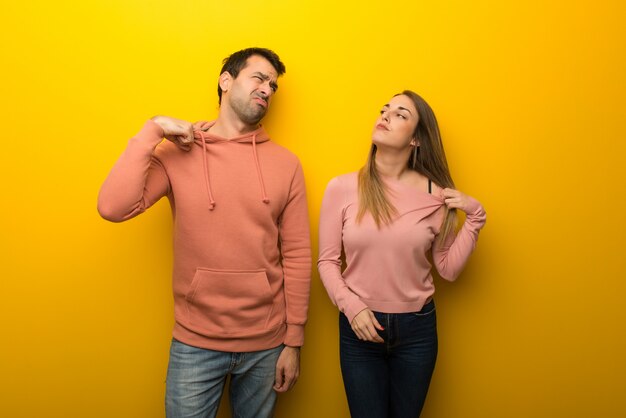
[252,72,278,90]
[252,71,270,80]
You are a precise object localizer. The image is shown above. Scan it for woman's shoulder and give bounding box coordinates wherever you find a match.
[392,171,444,199]
[335,171,359,182]
[328,171,358,189]
[323,172,359,201]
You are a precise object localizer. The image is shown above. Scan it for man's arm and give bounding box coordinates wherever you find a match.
[97,116,194,222]
[278,161,311,346]
[273,161,311,392]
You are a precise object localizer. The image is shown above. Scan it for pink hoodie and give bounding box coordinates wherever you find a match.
[98,120,311,351]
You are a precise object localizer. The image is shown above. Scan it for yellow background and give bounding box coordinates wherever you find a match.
[1,1,625,417]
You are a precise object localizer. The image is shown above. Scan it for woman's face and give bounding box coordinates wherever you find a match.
[371,94,419,150]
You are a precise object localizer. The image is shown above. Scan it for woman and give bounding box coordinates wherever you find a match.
[317,90,486,417]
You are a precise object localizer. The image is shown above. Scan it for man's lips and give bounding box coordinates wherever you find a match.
[253,97,267,107]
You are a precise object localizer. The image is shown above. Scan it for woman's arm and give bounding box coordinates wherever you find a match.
[317,177,369,322]
[432,188,487,280]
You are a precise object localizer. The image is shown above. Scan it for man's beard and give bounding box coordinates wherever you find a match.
[229,94,267,125]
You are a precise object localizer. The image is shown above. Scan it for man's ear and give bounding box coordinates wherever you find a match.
[219,72,232,93]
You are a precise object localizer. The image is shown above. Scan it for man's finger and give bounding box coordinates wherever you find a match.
[274,366,284,390]
[284,371,298,391]
[185,125,194,143]
[176,127,193,144]
[193,120,209,130]
[280,373,294,391]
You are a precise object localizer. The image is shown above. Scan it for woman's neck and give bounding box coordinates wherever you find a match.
[374,147,412,179]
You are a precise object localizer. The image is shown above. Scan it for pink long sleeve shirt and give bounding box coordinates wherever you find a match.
[317,172,486,322]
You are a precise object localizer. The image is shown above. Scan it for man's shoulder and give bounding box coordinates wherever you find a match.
[153,139,180,158]
[262,141,301,165]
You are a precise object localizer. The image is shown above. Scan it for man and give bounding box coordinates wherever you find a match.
[98,48,311,418]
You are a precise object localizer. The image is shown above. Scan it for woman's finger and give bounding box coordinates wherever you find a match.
[367,326,384,343]
[368,310,384,331]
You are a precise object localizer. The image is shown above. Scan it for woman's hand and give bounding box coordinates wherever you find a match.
[441,188,481,214]
[351,309,384,343]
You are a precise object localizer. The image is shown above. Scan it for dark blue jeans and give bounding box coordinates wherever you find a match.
[339,300,438,418]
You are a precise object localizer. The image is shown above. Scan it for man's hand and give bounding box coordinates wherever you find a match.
[151,115,194,151]
[193,120,211,132]
[273,346,300,393]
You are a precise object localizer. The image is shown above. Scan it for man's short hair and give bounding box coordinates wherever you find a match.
[217,47,286,104]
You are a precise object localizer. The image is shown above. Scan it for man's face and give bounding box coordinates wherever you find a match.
[223,55,279,125]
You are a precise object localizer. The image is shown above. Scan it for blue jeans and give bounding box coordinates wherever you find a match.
[165,339,283,418]
[339,300,438,418]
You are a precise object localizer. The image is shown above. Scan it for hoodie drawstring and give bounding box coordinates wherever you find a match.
[195,128,270,211]
[251,133,270,204]
[199,131,216,210]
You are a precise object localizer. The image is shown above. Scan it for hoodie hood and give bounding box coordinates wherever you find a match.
[193,121,271,144]
[193,121,271,210]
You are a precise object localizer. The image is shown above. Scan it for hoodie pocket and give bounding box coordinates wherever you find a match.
[185,268,273,335]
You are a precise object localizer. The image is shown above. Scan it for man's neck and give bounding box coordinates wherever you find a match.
[209,109,259,139]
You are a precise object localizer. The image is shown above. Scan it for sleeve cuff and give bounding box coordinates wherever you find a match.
[284,324,305,347]
[467,203,487,229]
[344,299,369,324]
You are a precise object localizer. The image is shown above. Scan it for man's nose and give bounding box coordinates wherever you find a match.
[258,81,271,98]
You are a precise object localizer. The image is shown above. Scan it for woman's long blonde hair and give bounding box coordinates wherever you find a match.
[357,90,457,242]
